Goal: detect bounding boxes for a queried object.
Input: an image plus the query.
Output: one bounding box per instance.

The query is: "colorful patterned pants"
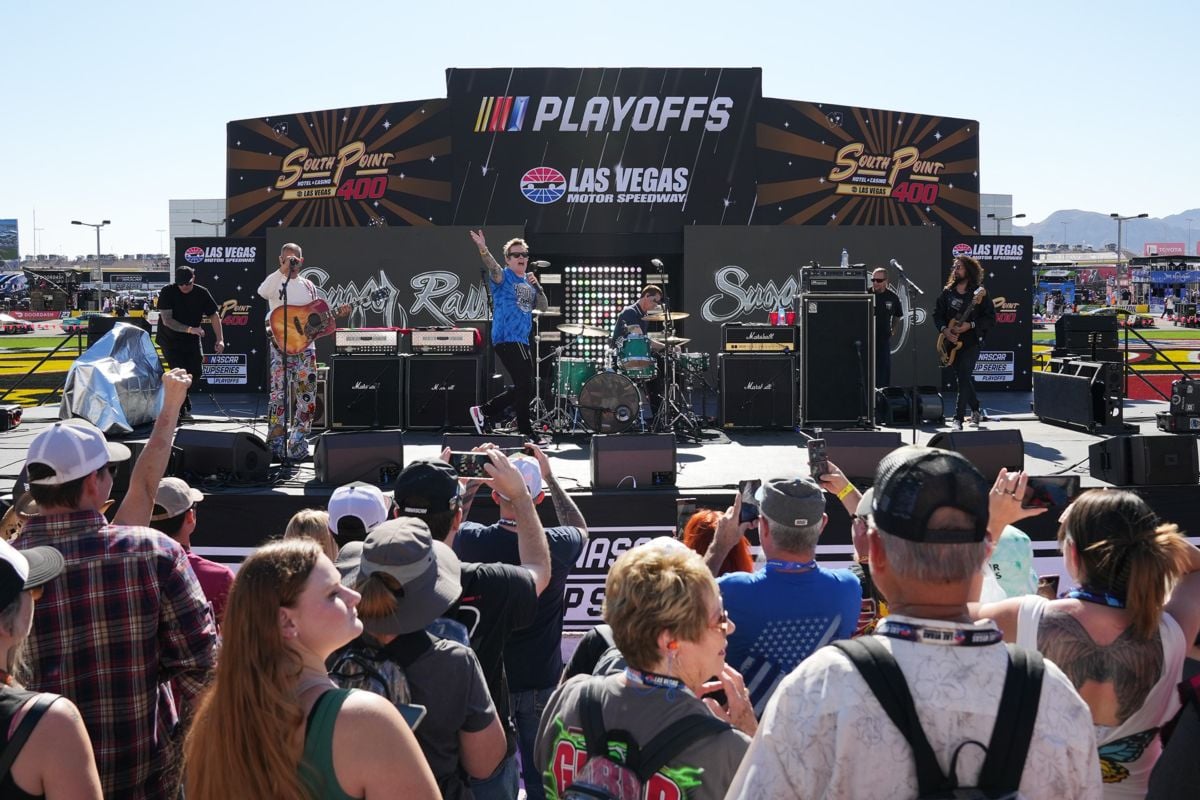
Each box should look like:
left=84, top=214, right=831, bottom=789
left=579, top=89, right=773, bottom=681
left=268, top=344, right=317, bottom=459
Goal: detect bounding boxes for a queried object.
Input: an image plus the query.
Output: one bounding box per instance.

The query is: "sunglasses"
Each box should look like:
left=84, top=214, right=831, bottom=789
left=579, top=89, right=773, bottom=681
left=871, top=278, right=886, bottom=283
left=709, top=609, right=732, bottom=633
left=507, top=251, right=530, bottom=259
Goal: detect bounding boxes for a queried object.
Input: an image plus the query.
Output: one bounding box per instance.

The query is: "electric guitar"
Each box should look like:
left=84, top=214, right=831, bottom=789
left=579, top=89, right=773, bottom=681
left=936, top=286, right=986, bottom=367
left=269, top=289, right=388, bottom=354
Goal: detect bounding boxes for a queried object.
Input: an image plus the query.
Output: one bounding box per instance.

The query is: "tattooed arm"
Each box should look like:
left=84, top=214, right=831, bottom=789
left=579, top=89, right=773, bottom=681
left=469, top=229, right=504, bottom=284
left=527, top=444, right=588, bottom=538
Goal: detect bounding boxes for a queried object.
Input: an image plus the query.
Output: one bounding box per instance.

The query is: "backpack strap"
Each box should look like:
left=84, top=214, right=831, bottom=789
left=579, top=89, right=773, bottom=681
left=0, top=694, right=59, bottom=781
left=831, top=639, right=949, bottom=795
left=636, top=714, right=733, bottom=782
left=578, top=679, right=611, bottom=758
left=975, top=643, right=1045, bottom=792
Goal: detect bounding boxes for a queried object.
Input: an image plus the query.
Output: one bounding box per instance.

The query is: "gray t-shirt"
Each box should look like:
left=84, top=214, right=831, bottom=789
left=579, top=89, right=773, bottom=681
left=535, top=672, right=750, bottom=800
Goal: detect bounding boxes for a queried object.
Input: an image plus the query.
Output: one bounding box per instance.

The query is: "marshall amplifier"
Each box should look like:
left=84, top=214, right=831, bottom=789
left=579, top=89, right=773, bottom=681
left=334, top=328, right=406, bottom=355
left=722, top=323, right=797, bottom=352
left=406, top=355, right=481, bottom=430
left=800, top=267, right=868, bottom=294
left=719, top=354, right=797, bottom=428
left=330, top=355, right=404, bottom=429
left=800, top=294, right=875, bottom=428
left=411, top=328, right=480, bottom=354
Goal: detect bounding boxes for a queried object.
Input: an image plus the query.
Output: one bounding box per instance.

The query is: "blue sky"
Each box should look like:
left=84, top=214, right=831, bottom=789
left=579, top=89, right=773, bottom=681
left=2, top=0, right=1196, bottom=256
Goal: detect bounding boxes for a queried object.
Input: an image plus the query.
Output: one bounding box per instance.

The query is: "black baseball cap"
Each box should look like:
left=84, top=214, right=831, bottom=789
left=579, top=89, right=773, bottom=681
left=871, top=446, right=989, bottom=543
left=393, top=459, right=461, bottom=517
left=174, top=266, right=195, bottom=286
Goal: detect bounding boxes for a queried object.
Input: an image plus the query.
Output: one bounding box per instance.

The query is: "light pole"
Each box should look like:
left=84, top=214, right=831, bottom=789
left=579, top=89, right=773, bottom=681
left=986, top=212, right=1025, bottom=235
left=71, top=219, right=110, bottom=311
left=191, top=218, right=225, bottom=236
left=156, top=228, right=166, bottom=254
left=1111, top=212, right=1148, bottom=295
left=1060, top=220, right=1070, bottom=248
left=1186, top=218, right=1194, bottom=257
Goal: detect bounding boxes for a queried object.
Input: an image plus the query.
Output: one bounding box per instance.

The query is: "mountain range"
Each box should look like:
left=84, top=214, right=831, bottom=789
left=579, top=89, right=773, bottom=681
left=1014, top=209, right=1200, bottom=256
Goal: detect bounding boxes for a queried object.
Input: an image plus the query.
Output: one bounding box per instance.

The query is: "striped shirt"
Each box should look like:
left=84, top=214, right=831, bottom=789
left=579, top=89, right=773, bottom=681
left=17, top=510, right=218, bottom=798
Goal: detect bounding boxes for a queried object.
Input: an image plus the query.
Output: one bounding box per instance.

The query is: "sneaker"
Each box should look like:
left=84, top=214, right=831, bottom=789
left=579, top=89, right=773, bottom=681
left=469, top=405, right=487, bottom=435
left=950, top=418, right=964, bottom=431
left=525, top=434, right=551, bottom=448
left=970, top=411, right=982, bottom=428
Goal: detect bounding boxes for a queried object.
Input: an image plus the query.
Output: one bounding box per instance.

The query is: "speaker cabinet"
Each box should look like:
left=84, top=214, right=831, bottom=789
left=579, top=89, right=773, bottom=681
left=406, top=356, right=482, bottom=430
left=824, top=430, right=905, bottom=485
left=591, top=434, right=677, bottom=489
left=331, top=356, right=403, bottom=429
left=719, top=354, right=796, bottom=429
left=1033, top=367, right=1126, bottom=434
left=1089, top=435, right=1199, bottom=486
left=927, top=429, right=1024, bottom=482
left=312, top=366, right=329, bottom=431
left=875, top=386, right=945, bottom=426
left=800, top=294, right=875, bottom=427
left=109, top=438, right=183, bottom=494
left=174, top=428, right=271, bottom=483
left=314, top=430, right=405, bottom=487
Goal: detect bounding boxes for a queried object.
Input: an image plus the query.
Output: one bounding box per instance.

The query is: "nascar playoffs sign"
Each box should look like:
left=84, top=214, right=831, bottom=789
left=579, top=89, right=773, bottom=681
left=448, top=68, right=761, bottom=234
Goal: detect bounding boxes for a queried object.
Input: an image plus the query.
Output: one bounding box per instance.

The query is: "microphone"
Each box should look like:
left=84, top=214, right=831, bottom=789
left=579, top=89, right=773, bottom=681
left=889, top=258, right=904, bottom=271
left=650, top=258, right=664, bottom=268
left=532, top=260, right=551, bottom=269
left=288, top=256, right=300, bottom=266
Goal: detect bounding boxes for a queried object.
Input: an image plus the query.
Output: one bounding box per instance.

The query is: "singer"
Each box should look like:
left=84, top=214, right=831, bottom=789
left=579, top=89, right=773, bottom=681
left=869, top=267, right=902, bottom=387
left=933, top=255, right=995, bottom=430
left=468, top=230, right=549, bottom=445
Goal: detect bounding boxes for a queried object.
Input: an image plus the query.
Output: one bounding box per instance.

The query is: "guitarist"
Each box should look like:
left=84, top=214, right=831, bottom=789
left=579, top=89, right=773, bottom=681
left=934, top=255, right=994, bottom=431
left=256, top=243, right=347, bottom=461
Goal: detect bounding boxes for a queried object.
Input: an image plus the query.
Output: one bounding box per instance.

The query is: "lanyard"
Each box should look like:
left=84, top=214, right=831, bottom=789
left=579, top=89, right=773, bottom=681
left=875, top=618, right=1004, bottom=647
left=624, top=668, right=691, bottom=696
left=765, top=559, right=818, bottom=573
left=1066, top=587, right=1126, bottom=608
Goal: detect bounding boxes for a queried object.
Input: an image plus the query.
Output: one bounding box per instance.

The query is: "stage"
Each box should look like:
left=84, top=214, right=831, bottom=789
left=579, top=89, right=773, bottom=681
left=3, top=390, right=1198, bottom=630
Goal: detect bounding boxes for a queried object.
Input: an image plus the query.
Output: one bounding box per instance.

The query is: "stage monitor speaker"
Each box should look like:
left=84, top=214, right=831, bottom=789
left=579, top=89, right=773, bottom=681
left=875, top=386, right=944, bottom=426
left=800, top=294, right=875, bottom=427
left=824, top=430, right=905, bottom=485
left=331, top=356, right=403, bottom=429
left=719, top=354, right=796, bottom=429
left=174, top=428, right=271, bottom=483
left=312, top=366, right=329, bottom=431
left=109, top=438, right=183, bottom=494
left=927, top=429, right=1024, bottom=482
left=314, top=430, right=405, bottom=487
left=591, top=434, right=677, bottom=489
left=1089, top=435, right=1199, bottom=486
left=406, top=355, right=481, bottom=430
left=440, top=433, right=526, bottom=451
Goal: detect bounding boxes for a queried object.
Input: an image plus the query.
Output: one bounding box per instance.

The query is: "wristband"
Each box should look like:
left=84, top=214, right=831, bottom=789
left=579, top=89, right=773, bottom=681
left=836, top=482, right=857, bottom=501
left=479, top=248, right=488, bottom=255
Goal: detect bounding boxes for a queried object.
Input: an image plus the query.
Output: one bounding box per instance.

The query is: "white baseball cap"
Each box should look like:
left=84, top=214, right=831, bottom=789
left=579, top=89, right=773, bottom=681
left=26, top=419, right=132, bottom=485
left=497, top=456, right=543, bottom=502
left=328, top=482, right=392, bottom=536
left=152, top=477, right=204, bottom=521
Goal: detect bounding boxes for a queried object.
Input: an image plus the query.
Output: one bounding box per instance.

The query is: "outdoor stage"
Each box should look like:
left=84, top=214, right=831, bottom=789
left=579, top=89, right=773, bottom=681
left=3, top=390, right=1198, bottom=630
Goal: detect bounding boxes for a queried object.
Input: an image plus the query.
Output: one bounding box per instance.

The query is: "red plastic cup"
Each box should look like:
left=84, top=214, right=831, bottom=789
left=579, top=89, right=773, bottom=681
left=768, top=310, right=780, bottom=325
left=785, top=310, right=796, bottom=325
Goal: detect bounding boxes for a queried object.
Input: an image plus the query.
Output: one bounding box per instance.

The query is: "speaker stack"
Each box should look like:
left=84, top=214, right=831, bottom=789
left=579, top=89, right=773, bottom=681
left=718, top=354, right=796, bottom=428
left=1053, top=314, right=1121, bottom=363
left=799, top=294, right=875, bottom=428
left=406, top=355, right=481, bottom=430
left=1033, top=357, right=1129, bottom=434
left=331, top=355, right=404, bottom=429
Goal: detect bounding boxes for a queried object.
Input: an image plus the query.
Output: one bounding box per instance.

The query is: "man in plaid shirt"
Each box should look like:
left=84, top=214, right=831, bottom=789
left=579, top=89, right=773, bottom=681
left=18, top=377, right=218, bottom=798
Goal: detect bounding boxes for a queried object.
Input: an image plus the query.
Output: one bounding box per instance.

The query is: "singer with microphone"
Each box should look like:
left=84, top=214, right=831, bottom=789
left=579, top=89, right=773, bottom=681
left=870, top=267, right=903, bottom=387
left=468, top=230, right=548, bottom=445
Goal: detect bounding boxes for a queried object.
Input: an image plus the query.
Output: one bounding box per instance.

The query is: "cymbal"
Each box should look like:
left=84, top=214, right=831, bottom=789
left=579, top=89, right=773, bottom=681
left=557, top=323, right=608, bottom=338
left=643, top=311, right=689, bottom=322
left=649, top=333, right=691, bottom=346
left=532, top=309, right=561, bottom=317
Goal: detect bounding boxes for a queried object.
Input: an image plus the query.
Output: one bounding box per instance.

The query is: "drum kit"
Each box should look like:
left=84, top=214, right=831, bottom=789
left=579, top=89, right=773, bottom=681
left=527, top=308, right=708, bottom=438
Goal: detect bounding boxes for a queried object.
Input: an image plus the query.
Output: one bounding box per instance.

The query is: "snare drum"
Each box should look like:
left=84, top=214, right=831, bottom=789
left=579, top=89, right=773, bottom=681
left=555, top=358, right=598, bottom=399
left=618, top=334, right=656, bottom=379
left=677, top=351, right=710, bottom=378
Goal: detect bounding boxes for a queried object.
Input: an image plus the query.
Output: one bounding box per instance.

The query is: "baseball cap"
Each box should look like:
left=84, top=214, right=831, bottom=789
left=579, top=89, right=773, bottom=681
left=756, top=475, right=826, bottom=528
left=497, top=456, right=542, bottom=502
left=344, top=517, right=463, bottom=636
left=328, top=482, right=392, bottom=537
left=871, top=446, right=989, bottom=543
left=152, top=477, right=203, bottom=521
left=0, top=538, right=65, bottom=610
left=175, top=266, right=195, bottom=286
left=856, top=487, right=874, bottom=518
left=392, top=459, right=461, bottom=516
left=26, top=419, right=132, bottom=485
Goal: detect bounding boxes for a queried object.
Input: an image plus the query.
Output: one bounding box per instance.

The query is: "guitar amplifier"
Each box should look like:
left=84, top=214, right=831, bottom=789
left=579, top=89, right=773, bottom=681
left=411, top=328, right=480, bottom=354
left=330, top=355, right=404, bottom=429
left=722, top=323, right=797, bottom=352
left=406, top=355, right=481, bottom=429
left=719, top=354, right=797, bottom=428
left=334, top=328, right=405, bottom=355
left=800, top=268, right=868, bottom=294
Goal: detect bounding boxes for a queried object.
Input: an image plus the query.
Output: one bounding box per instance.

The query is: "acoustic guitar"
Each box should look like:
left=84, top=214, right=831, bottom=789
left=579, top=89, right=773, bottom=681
left=936, top=286, right=986, bottom=367
left=269, top=289, right=387, bottom=354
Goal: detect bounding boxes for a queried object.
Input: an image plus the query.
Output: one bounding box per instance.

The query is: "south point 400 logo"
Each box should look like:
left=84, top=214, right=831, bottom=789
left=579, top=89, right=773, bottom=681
left=519, top=165, right=689, bottom=206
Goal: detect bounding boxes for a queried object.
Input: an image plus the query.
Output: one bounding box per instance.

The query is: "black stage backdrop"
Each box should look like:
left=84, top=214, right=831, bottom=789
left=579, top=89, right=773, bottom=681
left=226, top=100, right=452, bottom=238
left=447, top=67, right=761, bottom=234
left=939, top=234, right=1034, bottom=392
left=682, top=226, right=945, bottom=389
left=173, top=237, right=268, bottom=393
left=754, top=98, right=980, bottom=235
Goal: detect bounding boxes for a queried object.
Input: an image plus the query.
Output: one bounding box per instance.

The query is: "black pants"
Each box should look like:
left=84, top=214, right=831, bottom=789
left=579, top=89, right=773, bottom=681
left=158, top=336, right=202, bottom=413
left=949, top=342, right=980, bottom=420
left=484, top=341, right=535, bottom=437
left=874, top=338, right=892, bottom=388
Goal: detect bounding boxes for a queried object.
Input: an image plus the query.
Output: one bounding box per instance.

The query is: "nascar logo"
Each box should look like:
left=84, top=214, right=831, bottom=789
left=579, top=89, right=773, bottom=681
left=520, top=167, right=566, bottom=204
left=184, top=246, right=206, bottom=264
left=475, top=96, right=530, bottom=133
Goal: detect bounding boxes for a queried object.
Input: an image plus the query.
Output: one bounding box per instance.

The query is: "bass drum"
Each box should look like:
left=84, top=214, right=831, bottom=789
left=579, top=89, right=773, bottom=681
left=577, top=372, right=643, bottom=434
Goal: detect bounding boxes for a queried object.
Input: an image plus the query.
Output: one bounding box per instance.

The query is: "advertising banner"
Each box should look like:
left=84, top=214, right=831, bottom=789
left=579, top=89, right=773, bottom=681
left=940, top=235, right=1033, bottom=391
left=754, top=99, right=980, bottom=234
left=447, top=67, right=761, bottom=234
left=0, top=219, right=16, bottom=261
left=173, top=237, right=268, bottom=392
left=226, top=100, right=452, bottom=238
left=1144, top=242, right=1186, bottom=256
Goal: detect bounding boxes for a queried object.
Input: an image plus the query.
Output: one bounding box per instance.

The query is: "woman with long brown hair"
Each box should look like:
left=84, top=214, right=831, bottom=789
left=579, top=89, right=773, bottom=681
left=974, top=489, right=1200, bottom=799
left=183, top=539, right=438, bottom=799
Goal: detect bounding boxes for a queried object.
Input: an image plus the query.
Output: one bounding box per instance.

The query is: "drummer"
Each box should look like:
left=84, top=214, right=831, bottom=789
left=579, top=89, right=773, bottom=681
left=612, top=285, right=665, bottom=421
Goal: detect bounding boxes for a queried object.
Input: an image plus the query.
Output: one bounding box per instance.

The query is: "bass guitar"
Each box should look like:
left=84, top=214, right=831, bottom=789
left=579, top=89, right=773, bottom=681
left=936, top=286, right=986, bottom=367
left=270, top=289, right=388, bottom=355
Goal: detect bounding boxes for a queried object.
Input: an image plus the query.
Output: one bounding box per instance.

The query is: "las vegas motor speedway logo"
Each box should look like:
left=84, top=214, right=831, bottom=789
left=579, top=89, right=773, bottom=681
left=519, top=165, right=689, bottom=205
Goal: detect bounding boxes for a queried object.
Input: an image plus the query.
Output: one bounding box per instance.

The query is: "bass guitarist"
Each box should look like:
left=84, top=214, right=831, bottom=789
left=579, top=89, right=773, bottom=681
left=256, top=242, right=348, bottom=461
left=934, top=255, right=994, bottom=431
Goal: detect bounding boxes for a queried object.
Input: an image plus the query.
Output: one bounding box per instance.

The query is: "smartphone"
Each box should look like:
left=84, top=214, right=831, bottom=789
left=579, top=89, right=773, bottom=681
left=807, top=438, right=829, bottom=479
left=1037, top=575, right=1060, bottom=600
left=738, top=479, right=761, bottom=524
left=448, top=451, right=490, bottom=479
left=676, top=499, right=698, bottom=537
left=1022, top=476, right=1080, bottom=510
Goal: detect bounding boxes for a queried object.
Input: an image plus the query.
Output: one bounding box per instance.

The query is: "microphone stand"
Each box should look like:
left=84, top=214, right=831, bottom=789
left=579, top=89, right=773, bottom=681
left=892, top=260, right=925, bottom=444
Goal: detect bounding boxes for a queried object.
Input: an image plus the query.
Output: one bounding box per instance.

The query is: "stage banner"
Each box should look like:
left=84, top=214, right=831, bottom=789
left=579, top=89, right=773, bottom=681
left=226, top=100, right=452, bottom=238
left=174, top=237, right=268, bottom=393
left=0, top=219, right=17, bottom=262
left=446, top=67, right=761, bottom=234
left=939, top=234, right=1033, bottom=392
left=754, top=99, right=980, bottom=235
left=681, top=226, right=945, bottom=389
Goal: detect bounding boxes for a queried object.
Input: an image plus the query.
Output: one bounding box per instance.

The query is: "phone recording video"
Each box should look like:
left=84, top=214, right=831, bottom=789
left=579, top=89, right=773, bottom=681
left=1021, top=476, right=1081, bottom=510
left=448, top=451, right=490, bottom=479
left=807, top=438, right=829, bottom=479
left=738, top=479, right=761, bottom=524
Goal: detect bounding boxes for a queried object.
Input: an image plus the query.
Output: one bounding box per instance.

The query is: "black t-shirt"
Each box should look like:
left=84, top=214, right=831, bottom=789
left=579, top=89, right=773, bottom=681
left=872, top=288, right=902, bottom=341
left=612, top=302, right=647, bottom=344
left=156, top=283, right=217, bottom=344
